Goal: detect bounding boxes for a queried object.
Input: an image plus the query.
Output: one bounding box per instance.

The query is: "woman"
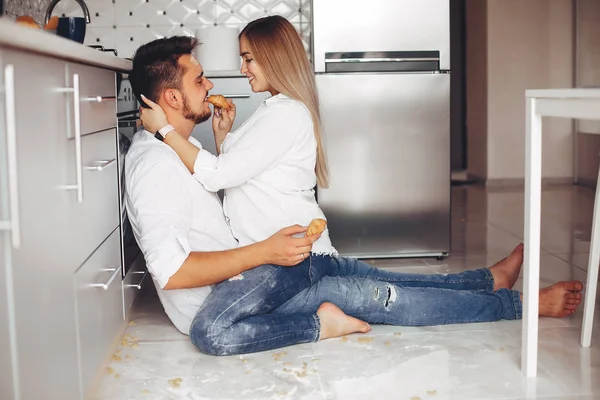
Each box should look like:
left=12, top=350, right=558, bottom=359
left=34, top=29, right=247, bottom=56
left=138, top=17, right=547, bottom=356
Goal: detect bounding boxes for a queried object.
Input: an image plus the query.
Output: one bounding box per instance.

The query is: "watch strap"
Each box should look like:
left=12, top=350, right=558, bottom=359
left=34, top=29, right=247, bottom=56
left=155, top=124, right=175, bottom=140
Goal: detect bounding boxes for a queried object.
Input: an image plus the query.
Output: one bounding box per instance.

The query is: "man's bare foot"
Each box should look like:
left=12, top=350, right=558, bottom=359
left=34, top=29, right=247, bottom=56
left=317, top=302, right=371, bottom=340
left=538, top=281, right=584, bottom=317
left=490, top=243, right=524, bottom=291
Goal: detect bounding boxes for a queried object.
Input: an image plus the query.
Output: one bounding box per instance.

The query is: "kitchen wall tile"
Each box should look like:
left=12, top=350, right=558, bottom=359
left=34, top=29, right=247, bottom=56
left=214, top=0, right=300, bottom=25
left=167, top=0, right=214, bottom=25
left=115, top=0, right=186, bottom=26
left=84, top=26, right=116, bottom=49
left=114, top=0, right=146, bottom=27
left=84, top=0, right=115, bottom=27
left=269, top=0, right=300, bottom=22
left=299, top=0, right=310, bottom=23
left=155, top=23, right=198, bottom=37
left=113, top=25, right=160, bottom=58
left=113, top=24, right=201, bottom=58
left=215, top=2, right=247, bottom=25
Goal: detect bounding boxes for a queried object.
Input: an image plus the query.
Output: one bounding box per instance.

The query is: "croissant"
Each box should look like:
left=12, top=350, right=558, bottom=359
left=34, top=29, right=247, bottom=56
left=207, top=94, right=231, bottom=110
left=306, top=218, right=327, bottom=236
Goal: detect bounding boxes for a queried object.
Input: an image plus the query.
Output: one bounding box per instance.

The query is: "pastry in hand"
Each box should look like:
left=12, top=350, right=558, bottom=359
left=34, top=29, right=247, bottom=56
left=207, top=94, right=231, bottom=110
left=306, top=218, right=327, bottom=236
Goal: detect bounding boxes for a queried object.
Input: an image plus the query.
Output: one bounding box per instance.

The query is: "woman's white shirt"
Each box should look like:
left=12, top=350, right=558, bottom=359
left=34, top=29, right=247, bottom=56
left=193, top=93, right=336, bottom=256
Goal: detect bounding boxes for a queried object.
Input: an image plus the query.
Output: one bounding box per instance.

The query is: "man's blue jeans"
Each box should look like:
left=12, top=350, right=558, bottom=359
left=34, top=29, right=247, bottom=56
left=189, top=255, right=522, bottom=356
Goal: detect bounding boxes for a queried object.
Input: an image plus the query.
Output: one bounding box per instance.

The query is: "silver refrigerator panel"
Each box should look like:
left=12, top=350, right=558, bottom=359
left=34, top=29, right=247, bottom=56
left=312, top=0, right=450, bottom=72
left=316, top=73, right=450, bottom=258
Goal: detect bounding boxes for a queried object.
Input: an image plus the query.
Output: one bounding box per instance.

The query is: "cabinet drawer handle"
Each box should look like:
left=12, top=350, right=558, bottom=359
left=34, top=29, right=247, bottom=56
left=90, top=267, right=121, bottom=290
left=84, top=158, right=116, bottom=171
left=125, top=270, right=147, bottom=290
left=1, top=65, right=21, bottom=248
left=82, top=96, right=120, bottom=103
left=222, top=94, right=250, bottom=99
left=58, top=74, right=83, bottom=202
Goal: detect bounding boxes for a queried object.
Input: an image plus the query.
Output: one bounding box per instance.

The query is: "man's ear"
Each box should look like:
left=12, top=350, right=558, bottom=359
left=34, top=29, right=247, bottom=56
left=162, top=88, right=182, bottom=110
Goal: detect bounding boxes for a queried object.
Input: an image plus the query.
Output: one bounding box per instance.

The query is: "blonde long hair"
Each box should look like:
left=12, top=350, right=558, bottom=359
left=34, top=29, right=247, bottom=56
left=240, top=16, right=329, bottom=188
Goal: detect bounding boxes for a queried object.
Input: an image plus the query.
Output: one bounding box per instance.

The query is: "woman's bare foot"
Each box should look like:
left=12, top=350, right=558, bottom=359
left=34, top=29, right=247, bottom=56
left=317, top=302, right=371, bottom=340
left=490, top=244, right=524, bottom=291
left=537, top=281, right=584, bottom=317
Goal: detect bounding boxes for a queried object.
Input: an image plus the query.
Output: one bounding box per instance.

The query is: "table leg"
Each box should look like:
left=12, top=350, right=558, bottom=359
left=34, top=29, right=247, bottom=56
left=581, top=163, right=600, bottom=347
left=523, top=97, right=542, bottom=377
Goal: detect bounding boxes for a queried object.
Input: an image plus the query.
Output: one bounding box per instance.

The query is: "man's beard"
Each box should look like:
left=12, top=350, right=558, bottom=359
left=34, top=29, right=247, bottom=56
left=182, top=94, right=210, bottom=124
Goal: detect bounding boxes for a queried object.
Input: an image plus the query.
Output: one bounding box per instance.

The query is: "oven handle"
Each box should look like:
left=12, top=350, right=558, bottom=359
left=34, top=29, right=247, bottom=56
left=117, top=110, right=140, bottom=118
left=83, top=95, right=122, bottom=103
left=125, top=270, right=147, bottom=290
left=84, top=158, right=116, bottom=172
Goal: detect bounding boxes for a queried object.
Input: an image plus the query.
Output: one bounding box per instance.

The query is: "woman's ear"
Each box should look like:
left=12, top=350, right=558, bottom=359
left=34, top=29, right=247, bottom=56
left=162, top=89, right=182, bottom=110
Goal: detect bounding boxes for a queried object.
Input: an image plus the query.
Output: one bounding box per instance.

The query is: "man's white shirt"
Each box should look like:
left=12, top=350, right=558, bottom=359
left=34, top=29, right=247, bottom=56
left=125, top=130, right=238, bottom=334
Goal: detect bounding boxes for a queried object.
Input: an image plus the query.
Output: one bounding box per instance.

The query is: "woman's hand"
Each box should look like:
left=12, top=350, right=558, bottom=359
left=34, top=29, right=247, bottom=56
left=139, top=95, right=169, bottom=133
left=261, top=225, right=321, bottom=266
left=212, top=99, right=236, bottom=140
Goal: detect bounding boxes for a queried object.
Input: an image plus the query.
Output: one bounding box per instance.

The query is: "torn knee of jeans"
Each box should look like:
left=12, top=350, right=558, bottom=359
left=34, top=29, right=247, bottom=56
left=228, top=274, right=244, bottom=281
left=383, top=285, right=397, bottom=308
left=373, top=285, right=397, bottom=307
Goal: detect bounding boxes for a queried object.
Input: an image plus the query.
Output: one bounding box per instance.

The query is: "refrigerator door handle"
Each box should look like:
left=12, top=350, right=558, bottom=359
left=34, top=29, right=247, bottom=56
left=324, top=51, right=440, bottom=74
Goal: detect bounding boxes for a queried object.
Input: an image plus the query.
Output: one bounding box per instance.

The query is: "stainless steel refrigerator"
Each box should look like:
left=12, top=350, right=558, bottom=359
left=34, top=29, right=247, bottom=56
left=313, top=0, right=451, bottom=258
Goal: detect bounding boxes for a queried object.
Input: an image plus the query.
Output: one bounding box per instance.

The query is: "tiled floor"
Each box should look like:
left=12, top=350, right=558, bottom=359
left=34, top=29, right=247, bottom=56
left=95, top=184, right=600, bottom=400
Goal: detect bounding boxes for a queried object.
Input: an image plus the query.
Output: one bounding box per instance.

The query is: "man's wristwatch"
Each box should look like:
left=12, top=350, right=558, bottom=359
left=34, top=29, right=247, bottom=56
left=154, top=124, right=175, bottom=141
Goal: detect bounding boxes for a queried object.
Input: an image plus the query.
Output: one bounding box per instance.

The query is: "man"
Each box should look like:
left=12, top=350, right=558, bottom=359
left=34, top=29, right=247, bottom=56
left=125, top=36, right=583, bottom=356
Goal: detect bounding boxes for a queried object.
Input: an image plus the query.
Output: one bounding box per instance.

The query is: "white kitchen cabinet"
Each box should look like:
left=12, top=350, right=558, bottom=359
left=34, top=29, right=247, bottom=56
left=65, top=127, right=120, bottom=268
left=74, top=228, right=123, bottom=395
left=0, top=49, right=15, bottom=395
left=0, top=47, right=135, bottom=399
left=192, top=77, right=269, bottom=154
left=0, top=48, right=80, bottom=400
left=69, top=63, right=118, bottom=137
left=0, top=49, right=15, bottom=400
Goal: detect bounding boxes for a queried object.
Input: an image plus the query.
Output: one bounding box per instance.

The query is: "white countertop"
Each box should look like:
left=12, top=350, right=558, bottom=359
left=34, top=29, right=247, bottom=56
left=0, top=18, right=131, bottom=72
left=526, top=88, right=600, bottom=99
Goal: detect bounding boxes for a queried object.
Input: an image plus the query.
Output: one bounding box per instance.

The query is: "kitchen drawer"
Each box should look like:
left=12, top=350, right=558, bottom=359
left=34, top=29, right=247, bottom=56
left=123, top=253, right=148, bottom=317
left=68, top=63, right=117, bottom=137
left=74, top=228, right=123, bottom=397
left=191, top=77, right=269, bottom=155
left=65, top=128, right=119, bottom=267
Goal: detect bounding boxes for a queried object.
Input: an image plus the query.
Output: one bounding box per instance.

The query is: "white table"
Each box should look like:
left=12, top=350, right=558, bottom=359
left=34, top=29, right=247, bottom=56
left=523, top=88, right=600, bottom=377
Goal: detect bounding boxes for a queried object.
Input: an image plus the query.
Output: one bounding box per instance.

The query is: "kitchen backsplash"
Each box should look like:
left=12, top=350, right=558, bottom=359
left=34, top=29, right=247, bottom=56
left=5, top=0, right=311, bottom=59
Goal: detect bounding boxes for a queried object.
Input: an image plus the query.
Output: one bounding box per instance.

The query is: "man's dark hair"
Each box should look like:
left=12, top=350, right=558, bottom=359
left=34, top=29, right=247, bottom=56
left=129, top=36, right=198, bottom=107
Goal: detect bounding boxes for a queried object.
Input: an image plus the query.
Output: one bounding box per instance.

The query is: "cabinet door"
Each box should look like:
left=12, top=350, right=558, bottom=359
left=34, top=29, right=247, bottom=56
left=1, top=49, right=80, bottom=400
left=191, top=77, right=269, bottom=155
left=64, top=128, right=120, bottom=267
left=74, top=228, right=123, bottom=397
left=0, top=49, right=17, bottom=400
left=67, top=63, right=117, bottom=136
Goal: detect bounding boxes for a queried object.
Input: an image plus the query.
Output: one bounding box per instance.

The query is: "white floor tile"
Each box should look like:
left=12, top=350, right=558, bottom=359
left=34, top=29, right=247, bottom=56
left=94, top=184, right=600, bottom=399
